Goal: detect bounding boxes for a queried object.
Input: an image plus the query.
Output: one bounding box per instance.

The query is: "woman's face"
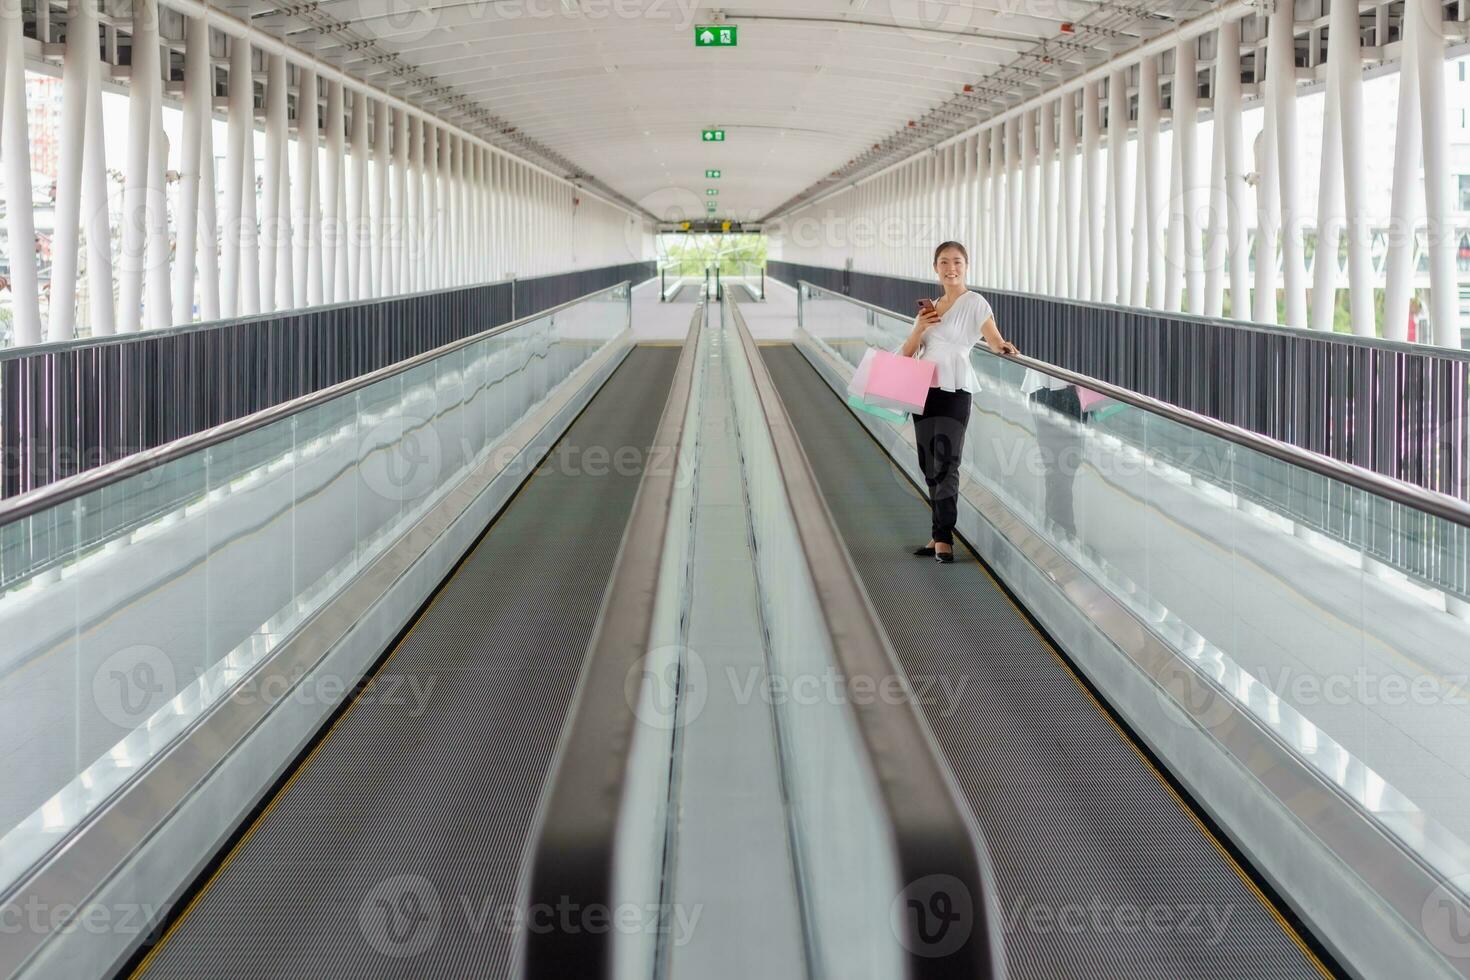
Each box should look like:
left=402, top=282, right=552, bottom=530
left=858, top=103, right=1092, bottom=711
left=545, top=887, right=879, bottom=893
left=935, top=248, right=967, bottom=287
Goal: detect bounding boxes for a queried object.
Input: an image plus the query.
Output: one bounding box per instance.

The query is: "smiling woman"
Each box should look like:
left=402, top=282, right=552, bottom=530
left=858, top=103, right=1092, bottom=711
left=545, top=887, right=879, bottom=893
left=899, top=241, right=1018, bottom=562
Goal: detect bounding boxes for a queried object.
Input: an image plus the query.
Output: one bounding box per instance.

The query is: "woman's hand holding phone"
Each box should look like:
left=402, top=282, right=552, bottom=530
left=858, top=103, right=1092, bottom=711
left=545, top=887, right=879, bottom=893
left=914, top=298, right=941, bottom=333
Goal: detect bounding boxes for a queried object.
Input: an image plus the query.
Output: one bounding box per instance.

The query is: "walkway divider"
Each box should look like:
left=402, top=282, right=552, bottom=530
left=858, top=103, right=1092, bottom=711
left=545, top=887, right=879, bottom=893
left=522, top=301, right=705, bottom=978
left=721, top=292, right=1007, bottom=979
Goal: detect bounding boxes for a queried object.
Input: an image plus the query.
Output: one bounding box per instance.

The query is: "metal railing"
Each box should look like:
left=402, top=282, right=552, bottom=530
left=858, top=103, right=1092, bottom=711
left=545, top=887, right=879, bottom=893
left=771, top=259, right=1470, bottom=503
left=797, top=278, right=1470, bottom=600
left=0, top=261, right=655, bottom=498
left=0, top=282, right=634, bottom=591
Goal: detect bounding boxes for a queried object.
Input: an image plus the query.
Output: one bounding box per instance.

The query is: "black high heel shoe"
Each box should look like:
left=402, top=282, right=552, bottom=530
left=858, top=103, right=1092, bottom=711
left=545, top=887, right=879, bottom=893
left=934, top=548, right=954, bottom=563
left=912, top=545, right=936, bottom=556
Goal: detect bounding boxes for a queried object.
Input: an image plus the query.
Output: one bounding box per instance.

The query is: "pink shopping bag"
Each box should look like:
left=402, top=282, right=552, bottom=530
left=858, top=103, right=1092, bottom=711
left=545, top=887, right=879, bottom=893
left=1076, top=387, right=1113, bottom=413
left=862, top=349, right=936, bottom=413
left=846, top=348, right=878, bottom=400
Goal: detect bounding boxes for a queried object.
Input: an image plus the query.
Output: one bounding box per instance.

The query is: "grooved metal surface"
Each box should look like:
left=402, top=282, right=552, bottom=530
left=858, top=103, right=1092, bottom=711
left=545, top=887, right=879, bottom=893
left=761, top=345, right=1328, bottom=980
left=135, top=346, right=680, bottom=980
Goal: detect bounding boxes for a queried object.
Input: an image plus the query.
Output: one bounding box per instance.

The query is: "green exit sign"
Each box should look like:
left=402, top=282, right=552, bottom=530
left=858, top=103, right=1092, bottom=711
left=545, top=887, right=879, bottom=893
left=707, top=189, right=718, bottom=196
left=695, top=25, right=737, bottom=47
left=701, top=129, right=725, bottom=142
left=706, top=169, right=721, bottom=179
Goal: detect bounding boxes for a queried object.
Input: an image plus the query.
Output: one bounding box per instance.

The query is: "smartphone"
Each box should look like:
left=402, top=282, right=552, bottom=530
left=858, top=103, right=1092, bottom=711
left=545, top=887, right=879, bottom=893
left=917, top=298, right=936, bottom=315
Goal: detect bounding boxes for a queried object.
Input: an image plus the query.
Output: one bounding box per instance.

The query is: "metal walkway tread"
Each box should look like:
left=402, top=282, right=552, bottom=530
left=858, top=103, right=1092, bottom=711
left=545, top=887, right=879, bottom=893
left=133, top=346, right=682, bottom=980
left=760, top=345, right=1330, bottom=980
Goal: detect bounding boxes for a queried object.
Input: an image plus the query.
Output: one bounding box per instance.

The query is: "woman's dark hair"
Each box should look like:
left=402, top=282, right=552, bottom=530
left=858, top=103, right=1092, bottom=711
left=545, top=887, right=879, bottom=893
left=933, top=241, right=969, bottom=265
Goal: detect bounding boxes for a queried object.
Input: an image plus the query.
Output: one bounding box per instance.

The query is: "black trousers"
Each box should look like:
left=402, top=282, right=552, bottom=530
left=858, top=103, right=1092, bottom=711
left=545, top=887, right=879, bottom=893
left=913, top=388, right=972, bottom=545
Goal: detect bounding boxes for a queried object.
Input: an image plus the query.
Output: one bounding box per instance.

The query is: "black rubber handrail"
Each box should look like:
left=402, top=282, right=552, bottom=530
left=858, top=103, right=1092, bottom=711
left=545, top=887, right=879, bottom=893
left=521, top=301, right=704, bottom=977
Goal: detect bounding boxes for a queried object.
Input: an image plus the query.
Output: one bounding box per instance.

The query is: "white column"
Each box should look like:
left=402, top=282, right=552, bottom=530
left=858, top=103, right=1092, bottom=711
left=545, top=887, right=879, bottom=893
left=0, top=0, right=39, bottom=343
left=238, top=48, right=260, bottom=316
left=1166, top=106, right=1184, bottom=313
left=1311, top=31, right=1344, bottom=334
left=489, top=151, right=500, bottom=279
left=453, top=130, right=464, bottom=284
left=388, top=107, right=404, bottom=294
left=1081, top=81, right=1102, bottom=301
left=406, top=114, right=421, bottom=292
left=1224, top=19, right=1250, bottom=318
left=954, top=140, right=964, bottom=247
left=371, top=99, right=389, bottom=295
left=49, top=0, right=94, bottom=340
left=293, top=68, right=317, bottom=308
left=144, top=85, right=172, bottom=329
left=1414, top=0, right=1460, bottom=346
left=977, top=133, right=992, bottom=285
left=197, top=74, right=220, bottom=322
left=349, top=93, right=369, bottom=299
left=1384, top=44, right=1419, bottom=345
left=992, top=128, right=1005, bottom=287
left=323, top=80, right=344, bottom=304
left=1040, top=100, right=1057, bottom=295
left=431, top=128, right=444, bottom=284
left=1059, top=90, right=1078, bottom=300
left=261, top=52, right=286, bottom=311
left=482, top=146, right=492, bottom=281
left=1269, top=2, right=1307, bottom=327
left=1135, top=55, right=1162, bottom=309
left=1176, top=39, right=1202, bottom=315
left=221, top=38, right=247, bottom=317
left=1020, top=110, right=1034, bottom=291
left=1253, top=121, right=1280, bottom=324
left=117, top=0, right=159, bottom=333
left=172, top=12, right=207, bottom=324
left=82, top=39, right=114, bottom=335
left=1333, top=0, right=1372, bottom=336
left=1106, top=70, right=1131, bottom=304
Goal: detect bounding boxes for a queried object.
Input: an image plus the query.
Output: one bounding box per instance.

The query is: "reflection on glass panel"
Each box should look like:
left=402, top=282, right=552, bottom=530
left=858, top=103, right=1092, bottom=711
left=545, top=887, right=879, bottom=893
left=0, top=287, right=629, bottom=892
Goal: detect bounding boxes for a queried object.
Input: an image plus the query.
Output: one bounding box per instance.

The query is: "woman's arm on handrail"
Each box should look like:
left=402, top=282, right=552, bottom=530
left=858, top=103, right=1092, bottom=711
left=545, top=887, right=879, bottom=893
left=981, top=316, right=1019, bottom=355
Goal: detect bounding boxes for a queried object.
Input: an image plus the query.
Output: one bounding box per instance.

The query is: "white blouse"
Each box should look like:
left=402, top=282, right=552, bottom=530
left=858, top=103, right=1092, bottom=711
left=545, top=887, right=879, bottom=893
left=915, top=290, right=992, bottom=393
